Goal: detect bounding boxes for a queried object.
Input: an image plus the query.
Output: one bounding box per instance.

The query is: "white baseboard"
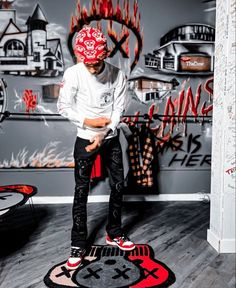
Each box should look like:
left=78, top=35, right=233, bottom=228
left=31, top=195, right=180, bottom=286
left=30, top=193, right=210, bottom=204
left=220, top=239, right=236, bottom=253
left=207, top=229, right=236, bottom=253
left=207, top=229, right=220, bottom=252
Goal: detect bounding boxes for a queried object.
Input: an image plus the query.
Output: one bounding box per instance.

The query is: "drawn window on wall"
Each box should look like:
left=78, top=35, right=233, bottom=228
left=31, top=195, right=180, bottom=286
left=34, top=52, right=40, bottom=62
left=57, top=51, right=61, bottom=60
left=45, top=58, right=53, bottom=69
left=5, top=40, right=25, bottom=57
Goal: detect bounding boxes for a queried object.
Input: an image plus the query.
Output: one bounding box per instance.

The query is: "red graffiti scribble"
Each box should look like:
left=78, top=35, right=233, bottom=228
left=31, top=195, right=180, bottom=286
left=22, top=89, right=37, bottom=113
left=204, top=77, right=213, bottom=95
left=225, top=167, right=236, bottom=175
left=204, top=77, right=214, bottom=103
left=123, top=78, right=213, bottom=146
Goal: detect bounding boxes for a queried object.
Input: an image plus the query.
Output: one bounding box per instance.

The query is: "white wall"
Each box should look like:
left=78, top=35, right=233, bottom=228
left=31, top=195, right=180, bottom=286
left=207, top=0, right=236, bottom=253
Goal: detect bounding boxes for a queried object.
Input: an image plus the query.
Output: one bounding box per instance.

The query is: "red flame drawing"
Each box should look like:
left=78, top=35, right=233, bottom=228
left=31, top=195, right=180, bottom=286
left=69, top=0, right=143, bottom=71
left=22, top=89, right=37, bottom=113
left=0, top=0, right=14, bottom=9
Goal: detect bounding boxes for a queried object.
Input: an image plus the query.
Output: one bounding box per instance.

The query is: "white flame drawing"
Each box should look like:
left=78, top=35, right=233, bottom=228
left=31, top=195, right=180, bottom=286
left=0, top=141, right=74, bottom=168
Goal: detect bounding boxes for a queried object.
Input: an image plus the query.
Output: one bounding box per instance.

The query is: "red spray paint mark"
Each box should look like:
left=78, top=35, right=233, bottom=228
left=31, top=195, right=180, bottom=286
left=22, top=89, right=37, bottom=113
left=225, top=167, right=236, bottom=175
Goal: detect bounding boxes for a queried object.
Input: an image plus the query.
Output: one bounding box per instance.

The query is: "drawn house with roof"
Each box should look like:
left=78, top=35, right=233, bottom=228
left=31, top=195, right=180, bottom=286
left=128, top=70, right=179, bottom=103
left=144, top=24, right=215, bottom=75
left=0, top=3, right=64, bottom=77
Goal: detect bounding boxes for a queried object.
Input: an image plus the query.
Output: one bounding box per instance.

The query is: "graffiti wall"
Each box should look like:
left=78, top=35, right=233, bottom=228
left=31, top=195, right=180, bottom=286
left=0, top=0, right=216, bottom=196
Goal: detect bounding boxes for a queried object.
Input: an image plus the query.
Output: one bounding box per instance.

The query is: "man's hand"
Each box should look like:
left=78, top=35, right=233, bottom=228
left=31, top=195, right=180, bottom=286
left=84, top=117, right=111, bottom=128
left=85, top=130, right=110, bottom=152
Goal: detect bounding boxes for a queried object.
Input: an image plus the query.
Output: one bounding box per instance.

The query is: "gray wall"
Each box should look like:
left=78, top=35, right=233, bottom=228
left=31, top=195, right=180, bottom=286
left=0, top=0, right=216, bottom=197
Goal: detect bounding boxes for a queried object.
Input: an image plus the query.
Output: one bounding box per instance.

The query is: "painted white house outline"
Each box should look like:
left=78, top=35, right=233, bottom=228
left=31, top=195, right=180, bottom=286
left=0, top=4, right=64, bottom=77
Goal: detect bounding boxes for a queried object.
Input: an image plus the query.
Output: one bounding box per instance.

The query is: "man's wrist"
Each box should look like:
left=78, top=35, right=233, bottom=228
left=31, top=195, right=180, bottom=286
left=84, top=118, right=92, bottom=127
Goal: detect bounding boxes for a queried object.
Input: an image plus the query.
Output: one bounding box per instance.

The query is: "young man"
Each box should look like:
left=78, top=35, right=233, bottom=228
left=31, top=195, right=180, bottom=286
left=57, top=26, right=135, bottom=270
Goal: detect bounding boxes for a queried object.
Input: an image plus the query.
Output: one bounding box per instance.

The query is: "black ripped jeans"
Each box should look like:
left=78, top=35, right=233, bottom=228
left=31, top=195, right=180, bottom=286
left=71, top=135, right=124, bottom=248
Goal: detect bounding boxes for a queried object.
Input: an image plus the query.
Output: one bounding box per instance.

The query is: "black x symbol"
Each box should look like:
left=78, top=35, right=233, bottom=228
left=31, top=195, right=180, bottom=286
left=56, top=266, right=71, bottom=278
left=109, top=34, right=129, bottom=58
left=83, top=267, right=102, bottom=279
left=143, top=267, right=159, bottom=279
left=0, top=194, right=12, bottom=200
left=112, top=267, right=131, bottom=279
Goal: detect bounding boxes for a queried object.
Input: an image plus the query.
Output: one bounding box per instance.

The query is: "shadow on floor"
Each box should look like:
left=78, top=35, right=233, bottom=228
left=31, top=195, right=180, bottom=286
left=122, top=201, right=170, bottom=235
left=85, top=201, right=171, bottom=244
left=0, top=205, right=50, bottom=257
left=87, top=215, right=107, bottom=247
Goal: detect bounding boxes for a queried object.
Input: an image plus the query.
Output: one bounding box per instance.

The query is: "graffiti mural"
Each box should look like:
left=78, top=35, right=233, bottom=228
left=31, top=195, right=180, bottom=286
left=126, top=78, right=213, bottom=132
left=0, top=0, right=215, bottom=196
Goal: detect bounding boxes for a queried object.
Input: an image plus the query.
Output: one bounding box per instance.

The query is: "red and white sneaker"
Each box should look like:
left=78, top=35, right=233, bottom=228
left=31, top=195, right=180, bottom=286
left=66, top=246, right=86, bottom=270
left=106, top=234, right=136, bottom=251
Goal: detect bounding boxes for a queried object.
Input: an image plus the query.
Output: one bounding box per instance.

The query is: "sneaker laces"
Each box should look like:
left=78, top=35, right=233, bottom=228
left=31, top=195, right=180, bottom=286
left=70, top=247, right=86, bottom=258
left=117, top=235, right=130, bottom=242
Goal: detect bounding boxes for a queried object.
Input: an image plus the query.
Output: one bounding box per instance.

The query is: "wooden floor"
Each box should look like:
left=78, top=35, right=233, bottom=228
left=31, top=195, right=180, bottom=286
left=0, top=201, right=235, bottom=288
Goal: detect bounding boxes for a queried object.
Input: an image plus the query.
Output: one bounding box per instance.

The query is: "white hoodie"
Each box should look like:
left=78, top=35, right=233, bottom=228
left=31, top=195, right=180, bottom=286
left=57, top=61, right=127, bottom=140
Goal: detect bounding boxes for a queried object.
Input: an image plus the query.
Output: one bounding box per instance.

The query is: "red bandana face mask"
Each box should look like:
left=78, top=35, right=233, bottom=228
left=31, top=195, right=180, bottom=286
left=74, top=26, right=108, bottom=64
